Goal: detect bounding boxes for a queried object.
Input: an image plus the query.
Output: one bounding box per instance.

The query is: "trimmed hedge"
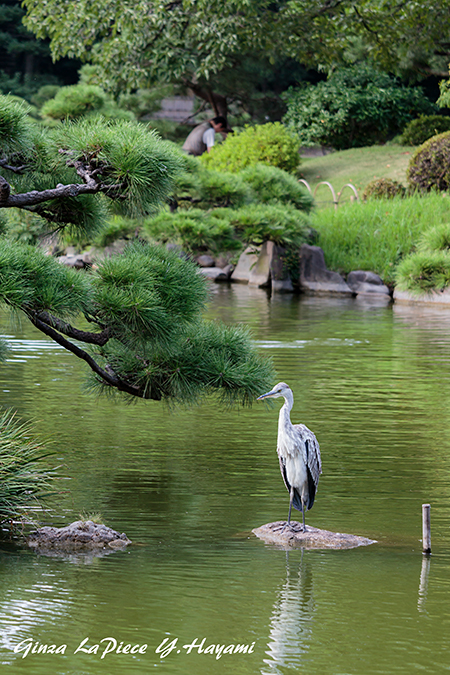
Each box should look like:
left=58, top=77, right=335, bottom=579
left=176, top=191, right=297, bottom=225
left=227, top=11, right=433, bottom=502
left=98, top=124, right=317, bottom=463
left=200, top=123, right=301, bottom=173
left=399, top=115, right=450, bottom=146
left=362, top=178, right=406, bottom=200
left=407, top=131, right=450, bottom=192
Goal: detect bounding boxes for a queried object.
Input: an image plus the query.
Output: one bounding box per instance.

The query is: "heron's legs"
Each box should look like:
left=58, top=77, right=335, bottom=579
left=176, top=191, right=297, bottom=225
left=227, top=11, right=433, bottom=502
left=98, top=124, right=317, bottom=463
left=277, top=487, right=301, bottom=533
left=301, top=496, right=307, bottom=532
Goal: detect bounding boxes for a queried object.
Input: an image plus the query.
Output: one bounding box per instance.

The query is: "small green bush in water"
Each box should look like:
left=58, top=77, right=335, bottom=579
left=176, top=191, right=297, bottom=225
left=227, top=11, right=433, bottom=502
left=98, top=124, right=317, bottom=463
left=395, top=250, right=450, bottom=293
left=399, top=115, right=450, bottom=146
left=201, top=123, right=301, bottom=173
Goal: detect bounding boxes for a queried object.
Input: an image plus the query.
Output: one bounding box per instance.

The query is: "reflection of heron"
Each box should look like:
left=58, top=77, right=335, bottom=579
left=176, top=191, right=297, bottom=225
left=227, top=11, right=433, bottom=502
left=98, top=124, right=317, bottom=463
left=257, top=383, right=322, bottom=532
left=262, top=552, right=315, bottom=675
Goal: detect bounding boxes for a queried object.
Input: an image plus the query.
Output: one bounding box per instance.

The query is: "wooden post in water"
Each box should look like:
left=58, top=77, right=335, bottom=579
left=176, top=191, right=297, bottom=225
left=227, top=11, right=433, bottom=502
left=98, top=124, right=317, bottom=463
left=422, top=504, right=431, bottom=555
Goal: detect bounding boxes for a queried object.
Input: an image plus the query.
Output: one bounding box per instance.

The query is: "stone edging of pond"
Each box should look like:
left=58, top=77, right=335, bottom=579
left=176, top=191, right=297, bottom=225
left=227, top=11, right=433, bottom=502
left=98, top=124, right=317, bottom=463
left=393, top=288, right=450, bottom=305
left=252, top=521, right=377, bottom=550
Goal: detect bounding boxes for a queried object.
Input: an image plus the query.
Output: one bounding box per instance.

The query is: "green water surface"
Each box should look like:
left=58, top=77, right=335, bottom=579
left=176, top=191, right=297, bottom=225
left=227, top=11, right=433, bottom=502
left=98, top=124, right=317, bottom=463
left=1, top=285, right=449, bottom=674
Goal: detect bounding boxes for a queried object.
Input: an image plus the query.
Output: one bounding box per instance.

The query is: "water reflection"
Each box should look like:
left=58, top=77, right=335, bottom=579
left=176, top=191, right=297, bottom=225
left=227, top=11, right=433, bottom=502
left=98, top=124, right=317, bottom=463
left=417, top=556, right=431, bottom=613
left=262, top=551, right=315, bottom=673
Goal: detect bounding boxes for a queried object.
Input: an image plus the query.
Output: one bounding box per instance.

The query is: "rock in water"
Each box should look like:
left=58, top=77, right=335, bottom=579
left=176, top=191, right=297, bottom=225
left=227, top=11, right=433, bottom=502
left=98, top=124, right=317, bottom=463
left=253, top=521, right=376, bottom=549
left=27, top=520, right=131, bottom=551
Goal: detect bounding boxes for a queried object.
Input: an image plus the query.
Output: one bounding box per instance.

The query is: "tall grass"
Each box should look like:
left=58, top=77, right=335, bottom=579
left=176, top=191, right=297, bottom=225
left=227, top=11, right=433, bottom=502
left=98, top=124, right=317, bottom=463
left=311, top=193, right=450, bottom=285
left=0, top=409, right=57, bottom=524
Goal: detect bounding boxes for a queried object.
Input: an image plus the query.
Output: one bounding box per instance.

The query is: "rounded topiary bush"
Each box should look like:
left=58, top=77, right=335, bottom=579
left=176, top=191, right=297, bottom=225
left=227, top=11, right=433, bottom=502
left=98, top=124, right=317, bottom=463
left=400, top=115, right=450, bottom=146
left=41, top=84, right=135, bottom=121
left=362, top=178, right=406, bottom=200
left=407, top=131, right=450, bottom=192
left=395, top=250, right=450, bottom=292
left=200, top=123, right=301, bottom=174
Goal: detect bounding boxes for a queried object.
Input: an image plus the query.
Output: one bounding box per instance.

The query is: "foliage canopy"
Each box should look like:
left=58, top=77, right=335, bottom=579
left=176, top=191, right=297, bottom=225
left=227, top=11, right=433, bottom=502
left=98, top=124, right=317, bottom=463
left=283, top=65, right=436, bottom=150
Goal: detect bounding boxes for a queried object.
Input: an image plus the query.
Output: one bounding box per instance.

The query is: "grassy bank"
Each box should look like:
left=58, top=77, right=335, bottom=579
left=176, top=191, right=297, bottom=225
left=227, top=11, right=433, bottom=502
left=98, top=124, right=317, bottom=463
left=300, top=144, right=416, bottom=200
left=311, top=193, right=450, bottom=285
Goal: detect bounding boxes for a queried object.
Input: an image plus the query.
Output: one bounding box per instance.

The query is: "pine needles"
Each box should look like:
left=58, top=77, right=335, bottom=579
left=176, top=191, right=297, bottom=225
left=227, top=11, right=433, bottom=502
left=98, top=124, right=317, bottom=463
left=0, top=409, right=57, bottom=523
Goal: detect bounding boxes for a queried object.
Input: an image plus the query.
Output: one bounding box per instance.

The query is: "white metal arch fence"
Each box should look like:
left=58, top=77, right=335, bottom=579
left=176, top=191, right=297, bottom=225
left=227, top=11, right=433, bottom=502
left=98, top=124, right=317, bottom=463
left=299, top=179, right=359, bottom=210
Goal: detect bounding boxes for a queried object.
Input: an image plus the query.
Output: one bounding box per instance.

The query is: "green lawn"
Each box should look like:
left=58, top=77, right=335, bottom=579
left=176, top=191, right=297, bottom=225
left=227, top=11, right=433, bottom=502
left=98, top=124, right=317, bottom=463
left=299, top=144, right=416, bottom=204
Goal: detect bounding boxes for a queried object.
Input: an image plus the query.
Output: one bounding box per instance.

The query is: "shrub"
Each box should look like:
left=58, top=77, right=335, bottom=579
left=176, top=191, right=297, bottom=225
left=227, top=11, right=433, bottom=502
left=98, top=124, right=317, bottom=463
left=172, top=163, right=251, bottom=210
left=362, top=178, right=406, bottom=200
left=41, top=84, right=135, bottom=121
left=417, top=223, right=450, bottom=253
left=240, top=164, right=313, bottom=211
left=283, top=64, right=436, bottom=150
left=93, top=216, right=139, bottom=248
left=200, top=122, right=301, bottom=173
left=395, top=251, right=450, bottom=292
left=31, top=84, right=60, bottom=109
left=194, top=169, right=251, bottom=209
left=172, top=159, right=313, bottom=212
left=220, top=203, right=312, bottom=247
left=4, top=209, right=49, bottom=245
left=399, top=115, right=450, bottom=146
left=143, top=203, right=312, bottom=253
left=407, top=131, right=450, bottom=192
left=143, top=209, right=240, bottom=254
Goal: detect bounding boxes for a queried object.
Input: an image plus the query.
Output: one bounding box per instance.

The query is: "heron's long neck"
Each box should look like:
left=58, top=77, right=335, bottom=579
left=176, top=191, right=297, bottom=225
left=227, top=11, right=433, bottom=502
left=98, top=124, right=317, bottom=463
left=279, top=393, right=294, bottom=430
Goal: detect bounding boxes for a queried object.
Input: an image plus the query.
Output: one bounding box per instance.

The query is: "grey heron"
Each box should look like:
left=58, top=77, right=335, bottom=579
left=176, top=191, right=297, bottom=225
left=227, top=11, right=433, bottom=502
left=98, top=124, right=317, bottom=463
left=257, top=382, right=322, bottom=532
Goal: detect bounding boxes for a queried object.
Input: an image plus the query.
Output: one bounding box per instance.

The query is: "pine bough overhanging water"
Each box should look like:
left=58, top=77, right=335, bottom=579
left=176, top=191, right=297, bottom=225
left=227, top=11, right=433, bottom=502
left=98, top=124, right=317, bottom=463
left=0, top=95, right=274, bottom=405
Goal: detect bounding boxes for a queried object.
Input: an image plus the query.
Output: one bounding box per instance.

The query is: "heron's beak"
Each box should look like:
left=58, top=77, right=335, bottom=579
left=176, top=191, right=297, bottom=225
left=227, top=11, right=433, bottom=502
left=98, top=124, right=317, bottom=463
left=257, top=389, right=276, bottom=400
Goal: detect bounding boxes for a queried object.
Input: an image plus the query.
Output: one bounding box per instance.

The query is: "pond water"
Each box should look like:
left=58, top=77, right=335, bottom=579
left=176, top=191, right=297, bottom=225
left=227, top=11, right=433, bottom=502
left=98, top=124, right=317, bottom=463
left=1, top=285, right=450, bottom=675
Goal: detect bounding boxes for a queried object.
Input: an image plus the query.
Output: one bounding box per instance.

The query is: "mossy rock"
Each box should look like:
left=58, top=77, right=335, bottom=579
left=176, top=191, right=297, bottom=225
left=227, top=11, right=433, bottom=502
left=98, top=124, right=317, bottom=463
left=362, top=178, right=406, bottom=200
left=407, top=131, right=450, bottom=192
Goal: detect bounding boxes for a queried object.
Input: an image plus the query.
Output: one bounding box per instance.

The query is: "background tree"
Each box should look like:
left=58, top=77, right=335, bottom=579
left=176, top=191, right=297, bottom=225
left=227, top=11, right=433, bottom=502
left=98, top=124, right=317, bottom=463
left=22, top=0, right=450, bottom=120
left=0, top=95, right=273, bottom=404
left=0, top=0, right=78, bottom=98
left=21, top=0, right=348, bottom=120
left=283, top=65, right=437, bottom=149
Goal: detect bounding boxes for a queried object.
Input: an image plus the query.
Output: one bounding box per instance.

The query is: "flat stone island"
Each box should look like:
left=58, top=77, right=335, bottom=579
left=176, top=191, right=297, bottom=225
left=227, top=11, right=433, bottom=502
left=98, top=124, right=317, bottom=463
left=252, top=522, right=376, bottom=549
left=27, top=520, right=132, bottom=551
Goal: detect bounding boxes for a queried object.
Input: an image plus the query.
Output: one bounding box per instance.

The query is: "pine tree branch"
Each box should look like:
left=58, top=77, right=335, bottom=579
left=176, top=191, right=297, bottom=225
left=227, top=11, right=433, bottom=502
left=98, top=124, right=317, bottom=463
left=1, top=182, right=100, bottom=207
left=28, top=313, right=160, bottom=399
left=0, top=158, right=127, bottom=208
left=0, top=159, right=27, bottom=173
left=36, top=311, right=111, bottom=345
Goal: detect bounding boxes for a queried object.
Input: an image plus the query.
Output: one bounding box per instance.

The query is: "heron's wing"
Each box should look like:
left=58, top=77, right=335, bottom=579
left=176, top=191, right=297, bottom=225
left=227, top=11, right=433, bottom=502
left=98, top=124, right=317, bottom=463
left=293, top=424, right=322, bottom=487
left=278, top=453, right=291, bottom=493
left=278, top=453, right=303, bottom=512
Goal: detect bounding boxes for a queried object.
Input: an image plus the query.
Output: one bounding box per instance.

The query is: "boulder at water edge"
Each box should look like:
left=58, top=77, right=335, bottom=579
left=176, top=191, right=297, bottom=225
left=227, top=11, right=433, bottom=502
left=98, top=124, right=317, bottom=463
left=347, top=270, right=390, bottom=297
left=299, top=244, right=353, bottom=296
